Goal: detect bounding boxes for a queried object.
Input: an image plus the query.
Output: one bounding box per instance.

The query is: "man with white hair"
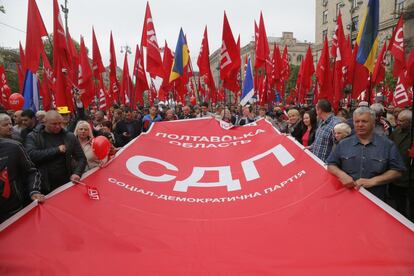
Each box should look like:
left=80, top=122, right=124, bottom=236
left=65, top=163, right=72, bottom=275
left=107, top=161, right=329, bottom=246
left=370, top=103, right=392, bottom=136
left=327, top=106, right=406, bottom=201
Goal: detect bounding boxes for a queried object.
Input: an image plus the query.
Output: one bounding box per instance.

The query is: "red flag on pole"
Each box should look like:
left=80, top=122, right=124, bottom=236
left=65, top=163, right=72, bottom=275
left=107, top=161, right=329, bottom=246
left=371, top=41, right=387, bottom=88
left=254, top=12, right=270, bottom=70
left=18, top=42, right=26, bottom=91
left=197, top=26, right=217, bottom=101
left=298, top=46, right=315, bottom=104
left=120, top=53, right=133, bottom=106
left=316, top=37, right=332, bottom=102
left=78, top=37, right=94, bottom=107
left=25, top=0, right=48, bottom=73
left=109, top=31, right=120, bottom=103
left=0, top=65, right=11, bottom=109
left=133, top=45, right=149, bottom=106
left=220, top=12, right=241, bottom=81
left=331, top=11, right=346, bottom=110
left=158, top=41, right=173, bottom=102
left=141, top=2, right=164, bottom=79
left=92, top=28, right=106, bottom=79
left=388, top=16, right=406, bottom=78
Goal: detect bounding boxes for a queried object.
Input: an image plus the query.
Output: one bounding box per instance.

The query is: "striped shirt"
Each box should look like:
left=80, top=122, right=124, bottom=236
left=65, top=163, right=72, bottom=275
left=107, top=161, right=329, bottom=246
left=311, top=114, right=341, bottom=162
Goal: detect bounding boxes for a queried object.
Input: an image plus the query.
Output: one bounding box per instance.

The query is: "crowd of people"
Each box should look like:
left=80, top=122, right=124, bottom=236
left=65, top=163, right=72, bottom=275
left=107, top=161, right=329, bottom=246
left=0, top=96, right=413, bottom=223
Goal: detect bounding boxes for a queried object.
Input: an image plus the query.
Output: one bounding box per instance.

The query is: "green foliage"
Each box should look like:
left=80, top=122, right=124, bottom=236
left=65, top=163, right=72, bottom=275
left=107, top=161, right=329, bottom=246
left=286, top=64, right=299, bottom=94
left=383, top=70, right=397, bottom=90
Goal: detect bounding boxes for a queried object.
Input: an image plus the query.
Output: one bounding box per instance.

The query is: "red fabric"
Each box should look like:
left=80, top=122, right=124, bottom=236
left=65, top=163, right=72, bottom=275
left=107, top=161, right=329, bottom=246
left=316, top=37, right=332, bottom=102
left=371, top=41, right=386, bottom=88
left=281, top=45, right=290, bottom=82
left=40, top=50, right=54, bottom=110
left=351, top=44, right=369, bottom=100
left=1, top=118, right=413, bottom=275
left=120, top=53, right=133, bottom=107
left=302, top=128, right=310, bottom=147
left=0, top=65, right=11, bottom=109
left=92, top=28, right=106, bottom=79
left=141, top=2, right=164, bottom=78
left=66, top=30, right=79, bottom=86
left=52, top=0, right=70, bottom=76
left=78, top=37, right=94, bottom=108
left=220, top=12, right=241, bottom=81
left=109, top=32, right=120, bottom=103
left=388, top=16, right=406, bottom=78
left=331, top=12, right=346, bottom=110
left=254, top=12, right=270, bottom=70
left=25, top=0, right=48, bottom=73
left=133, top=45, right=149, bottom=106
left=393, top=75, right=413, bottom=108
left=17, top=42, right=26, bottom=91
left=298, top=46, right=314, bottom=104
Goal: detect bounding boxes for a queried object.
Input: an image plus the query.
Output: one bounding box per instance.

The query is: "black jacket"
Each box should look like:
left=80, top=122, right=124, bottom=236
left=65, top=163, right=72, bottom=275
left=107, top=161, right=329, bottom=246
left=25, top=125, right=87, bottom=194
left=114, top=119, right=142, bottom=147
left=0, top=138, right=41, bottom=222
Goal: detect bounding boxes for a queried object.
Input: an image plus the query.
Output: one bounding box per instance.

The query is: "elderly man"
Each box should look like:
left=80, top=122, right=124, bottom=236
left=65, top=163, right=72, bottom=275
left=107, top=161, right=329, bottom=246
left=0, top=113, right=21, bottom=142
left=327, top=106, right=406, bottom=201
left=25, top=111, right=86, bottom=195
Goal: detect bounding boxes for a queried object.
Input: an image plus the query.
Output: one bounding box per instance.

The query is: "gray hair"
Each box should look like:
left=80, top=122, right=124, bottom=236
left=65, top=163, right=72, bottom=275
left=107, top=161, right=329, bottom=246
left=398, top=109, right=412, bottom=121
left=334, top=123, right=352, bottom=137
left=370, top=103, right=384, bottom=116
left=353, top=106, right=376, bottom=121
left=0, top=113, right=11, bottom=122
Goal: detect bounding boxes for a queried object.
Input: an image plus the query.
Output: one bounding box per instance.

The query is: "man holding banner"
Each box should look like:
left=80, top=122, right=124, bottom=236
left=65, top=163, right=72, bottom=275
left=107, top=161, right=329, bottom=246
left=327, top=107, right=406, bottom=201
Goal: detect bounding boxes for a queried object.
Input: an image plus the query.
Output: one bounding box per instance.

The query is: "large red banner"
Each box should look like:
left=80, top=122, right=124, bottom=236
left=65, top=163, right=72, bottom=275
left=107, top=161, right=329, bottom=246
left=1, top=118, right=413, bottom=275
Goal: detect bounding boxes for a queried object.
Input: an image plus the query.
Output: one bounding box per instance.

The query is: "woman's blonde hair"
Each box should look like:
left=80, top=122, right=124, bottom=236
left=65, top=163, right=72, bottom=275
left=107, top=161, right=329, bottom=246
left=74, top=120, right=93, bottom=140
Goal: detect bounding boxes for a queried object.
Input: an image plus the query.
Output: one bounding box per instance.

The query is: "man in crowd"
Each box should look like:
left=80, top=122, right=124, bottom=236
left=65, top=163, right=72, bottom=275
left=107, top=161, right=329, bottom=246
left=0, top=135, right=44, bottom=223
left=20, top=109, right=38, bottom=143
left=236, top=105, right=256, bottom=126
left=114, top=108, right=142, bottom=146
left=327, top=106, right=406, bottom=201
left=389, top=109, right=413, bottom=219
left=311, top=99, right=341, bottom=162
left=25, top=110, right=86, bottom=195
left=12, top=110, right=23, bottom=134
left=178, top=105, right=194, bottom=120
left=142, top=106, right=162, bottom=132
left=0, top=113, right=14, bottom=140
left=197, top=102, right=214, bottom=118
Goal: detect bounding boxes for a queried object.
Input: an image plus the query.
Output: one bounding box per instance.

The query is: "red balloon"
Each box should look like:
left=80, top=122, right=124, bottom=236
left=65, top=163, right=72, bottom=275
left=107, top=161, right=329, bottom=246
left=8, top=93, right=24, bottom=111
left=92, top=136, right=111, bottom=160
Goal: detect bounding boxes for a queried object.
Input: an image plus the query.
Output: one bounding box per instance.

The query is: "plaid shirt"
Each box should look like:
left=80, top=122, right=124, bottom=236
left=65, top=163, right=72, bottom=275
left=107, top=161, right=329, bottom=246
left=311, top=114, right=341, bottom=162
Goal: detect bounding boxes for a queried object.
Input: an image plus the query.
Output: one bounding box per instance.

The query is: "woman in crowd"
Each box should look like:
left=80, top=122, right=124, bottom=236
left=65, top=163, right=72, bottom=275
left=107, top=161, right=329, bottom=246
left=332, top=122, right=352, bottom=150
left=287, top=109, right=303, bottom=143
left=301, top=110, right=317, bottom=147
left=74, top=121, right=106, bottom=171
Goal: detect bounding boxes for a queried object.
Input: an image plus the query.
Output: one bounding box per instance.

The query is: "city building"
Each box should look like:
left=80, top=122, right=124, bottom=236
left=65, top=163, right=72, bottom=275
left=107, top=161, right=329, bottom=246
left=315, top=0, right=414, bottom=61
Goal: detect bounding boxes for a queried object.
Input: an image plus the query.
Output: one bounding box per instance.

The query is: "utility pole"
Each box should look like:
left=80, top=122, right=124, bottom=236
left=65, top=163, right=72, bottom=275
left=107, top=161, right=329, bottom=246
left=60, top=0, right=69, bottom=34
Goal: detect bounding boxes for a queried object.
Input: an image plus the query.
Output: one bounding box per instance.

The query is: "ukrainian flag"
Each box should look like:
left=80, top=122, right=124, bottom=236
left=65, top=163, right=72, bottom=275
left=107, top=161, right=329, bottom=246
left=356, top=0, right=379, bottom=73
left=169, top=28, right=189, bottom=82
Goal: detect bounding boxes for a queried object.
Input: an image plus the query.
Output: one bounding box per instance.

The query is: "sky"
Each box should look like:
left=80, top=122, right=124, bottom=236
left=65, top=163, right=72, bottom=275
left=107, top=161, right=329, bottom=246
left=0, top=0, right=315, bottom=70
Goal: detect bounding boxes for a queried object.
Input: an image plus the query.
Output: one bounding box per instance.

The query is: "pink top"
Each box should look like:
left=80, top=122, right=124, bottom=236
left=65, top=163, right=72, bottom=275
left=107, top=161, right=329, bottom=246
left=302, top=128, right=310, bottom=147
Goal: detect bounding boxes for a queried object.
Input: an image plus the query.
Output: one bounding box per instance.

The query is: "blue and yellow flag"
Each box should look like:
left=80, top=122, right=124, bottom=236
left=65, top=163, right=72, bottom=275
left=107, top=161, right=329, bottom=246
left=356, top=0, right=379, bottom=73
left=169, top=28, right=189, bottom=82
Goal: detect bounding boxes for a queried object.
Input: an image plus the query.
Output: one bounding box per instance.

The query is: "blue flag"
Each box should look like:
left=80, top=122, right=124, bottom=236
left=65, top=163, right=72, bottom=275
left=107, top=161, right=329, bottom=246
left=169, top=28, right=189, bottom=82
left=356, top=0, right=379, bottom=73
left=22, top=70, right=40, bottom=112
left=240, top=57, right=254, bottom=106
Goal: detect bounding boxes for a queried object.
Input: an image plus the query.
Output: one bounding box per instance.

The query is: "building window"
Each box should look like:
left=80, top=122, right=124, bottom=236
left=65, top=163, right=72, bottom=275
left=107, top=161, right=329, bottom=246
left=322, top=29, right=328, bottom=39
left=297, top=55, right=303, bottom=63
left=351, top=16, right=359, bottom=32
left=323, top=10, right=328, bottom=24
left=395, top=0, right=405, bottom=14
left=336, top=3, right=342, bottom=17
left=323, top=0, right=328, bottom=7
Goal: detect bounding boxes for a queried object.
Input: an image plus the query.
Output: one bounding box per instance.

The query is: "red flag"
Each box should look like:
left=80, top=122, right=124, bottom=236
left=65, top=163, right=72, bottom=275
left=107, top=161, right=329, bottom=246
left=53, top=0, right=72, bottom=110
left=316, top=37, right=332, bottom=102
left=78, top=37, right=94, bottom=107
left=40, top=51, right=55, bottom=111
left=18, top=42, right=26, bottom=91
left=281, top=45, right=290, bottom=81
left=393, top=76, right=413, bottom=108
left=342, top=35, right=353, bottom=86
left=133, top=45, right=149, bottom=106
left=120, top=53, right=133, bottom=106
left=220, top=12, right=241, bottom=81
left=158, top=41, right=173, bottom=102
left=255, top=12, right=270, bottom=70
left=298, top=46, right=315, bottom=104
left=331, top=12, right=346, bottom=110
left=25, top=0, right=48, bottom=73
left=141, top=2, right=164, bottom=78
left=371, top=41, right=387, bottom=88
left=222, top=34, right=240, bottom=94
left=254, top=21, right=259, bottom=48
left=53, top=0, right=70, bottom=75
left=109, top=31, right=120, bottom=103
left=197, top=26, right=216, bottom=101
left=92, top=28, right=106, bottom=79
left=66, top=30, right=79, bottom=85
left=0, top=65, right=11, bottom=109
left=388, top=16, right=406, bottom=78
left=407, top=46, right=414, bottom=87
